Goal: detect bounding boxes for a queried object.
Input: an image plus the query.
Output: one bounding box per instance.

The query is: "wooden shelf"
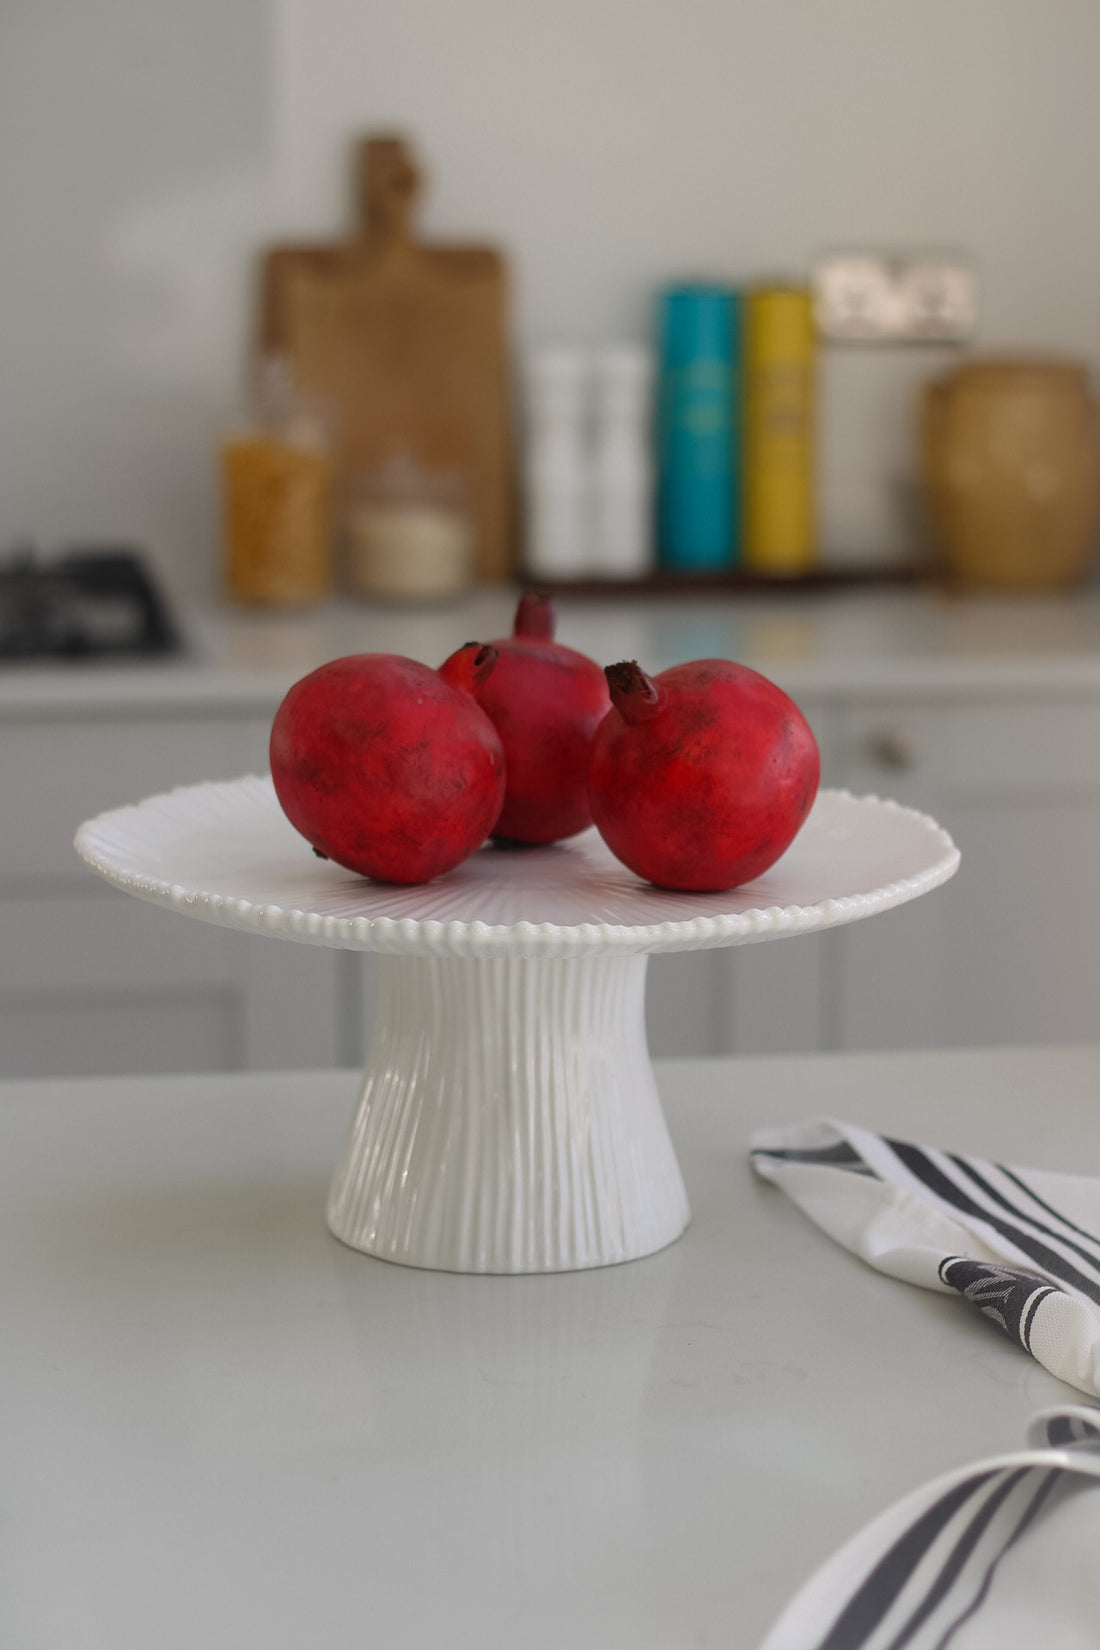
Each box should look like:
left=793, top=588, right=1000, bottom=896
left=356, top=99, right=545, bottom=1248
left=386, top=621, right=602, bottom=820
left=518, top=566, right=925, bottom=599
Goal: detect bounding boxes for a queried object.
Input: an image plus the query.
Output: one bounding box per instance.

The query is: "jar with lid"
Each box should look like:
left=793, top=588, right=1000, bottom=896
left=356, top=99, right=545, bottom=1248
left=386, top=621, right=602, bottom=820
left=221, top=357, right=333, bottom=606
left=921, top=357, right=1100, bottom=588
left=342, top=454, right=473, bottom=603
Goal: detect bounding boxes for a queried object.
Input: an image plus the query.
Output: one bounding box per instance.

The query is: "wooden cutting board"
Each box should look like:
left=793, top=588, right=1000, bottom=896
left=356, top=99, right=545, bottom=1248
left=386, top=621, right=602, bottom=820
left=259, top=137, right=515, bottom=583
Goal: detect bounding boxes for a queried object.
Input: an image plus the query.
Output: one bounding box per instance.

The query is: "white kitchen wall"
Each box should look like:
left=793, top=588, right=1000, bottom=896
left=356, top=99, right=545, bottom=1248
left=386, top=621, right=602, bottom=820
left=2, top=0, right=1099, bottom=597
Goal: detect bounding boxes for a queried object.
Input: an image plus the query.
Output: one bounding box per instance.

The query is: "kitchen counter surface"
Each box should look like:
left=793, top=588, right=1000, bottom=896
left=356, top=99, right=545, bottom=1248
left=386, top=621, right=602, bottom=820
left=4, top=1043, right=1096, bottom=1648
left=4, top=584, right=1100, bottom=718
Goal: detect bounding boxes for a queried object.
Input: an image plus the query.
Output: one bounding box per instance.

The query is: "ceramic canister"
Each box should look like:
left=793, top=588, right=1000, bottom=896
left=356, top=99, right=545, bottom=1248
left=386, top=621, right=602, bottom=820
left=921, top=358, right=1100, bottom=589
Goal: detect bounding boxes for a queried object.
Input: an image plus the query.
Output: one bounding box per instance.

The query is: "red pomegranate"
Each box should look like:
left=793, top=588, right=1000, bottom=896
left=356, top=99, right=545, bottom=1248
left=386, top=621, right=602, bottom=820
left=269, top=652, right=505, bottom=884
left=438, top=593, right=610, bottom=844
left=588, top=658, right=820, bottom=891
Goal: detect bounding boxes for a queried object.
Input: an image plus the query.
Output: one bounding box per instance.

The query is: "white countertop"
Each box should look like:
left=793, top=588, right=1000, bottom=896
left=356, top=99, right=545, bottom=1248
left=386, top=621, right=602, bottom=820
left=4, top=585, right=1100, bottom=719
left=4, top=1044, right=1096, bottom=1649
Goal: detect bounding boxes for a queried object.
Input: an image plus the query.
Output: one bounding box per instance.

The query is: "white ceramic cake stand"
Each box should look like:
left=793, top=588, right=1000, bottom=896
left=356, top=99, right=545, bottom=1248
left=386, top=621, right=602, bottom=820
left=76, top=777, right=958, bottom=1275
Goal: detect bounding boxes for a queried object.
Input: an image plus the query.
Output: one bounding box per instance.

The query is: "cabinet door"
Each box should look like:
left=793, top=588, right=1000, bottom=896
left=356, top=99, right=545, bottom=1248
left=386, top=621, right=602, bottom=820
left=1, top=718, right=260, bottom=881
left=831, top=696, right=1100, bottom=1050
left=0, top=714, right=348, bottom=1079
left=0, top=886, right=344, bottom=1078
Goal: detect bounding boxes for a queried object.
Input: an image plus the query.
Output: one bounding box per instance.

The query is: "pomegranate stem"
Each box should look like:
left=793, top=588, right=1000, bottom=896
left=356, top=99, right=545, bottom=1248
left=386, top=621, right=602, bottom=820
left=604, top=660, right=661, bottom=722
left=513, top=592, right=556, bottom=640
left=446, top=641, right=498, bottom=692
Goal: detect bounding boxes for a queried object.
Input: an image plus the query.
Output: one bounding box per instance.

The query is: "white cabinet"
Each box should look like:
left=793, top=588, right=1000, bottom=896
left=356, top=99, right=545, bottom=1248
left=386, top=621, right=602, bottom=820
left=644, top=689, right=1100, bottom=1059
left=827, top=692, right=1100, bottom=1051
left=0, top=711, right=351, bottom=1078
left=0, top=890, right=348, bottom=1076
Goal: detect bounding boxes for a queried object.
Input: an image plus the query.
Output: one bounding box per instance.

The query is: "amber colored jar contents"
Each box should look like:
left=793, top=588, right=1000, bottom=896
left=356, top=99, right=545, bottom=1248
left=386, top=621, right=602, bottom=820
left=222, top=359, right=333, bottom=606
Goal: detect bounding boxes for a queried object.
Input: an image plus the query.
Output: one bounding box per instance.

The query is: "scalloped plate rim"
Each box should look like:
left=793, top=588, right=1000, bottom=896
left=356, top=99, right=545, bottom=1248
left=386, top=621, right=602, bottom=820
left=74, top=775, right=960, bottom=957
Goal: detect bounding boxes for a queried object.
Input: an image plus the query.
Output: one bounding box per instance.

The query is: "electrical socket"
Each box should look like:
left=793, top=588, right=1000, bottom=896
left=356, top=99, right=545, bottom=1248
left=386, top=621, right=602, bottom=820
left=812, top=252, right=976, bottom=343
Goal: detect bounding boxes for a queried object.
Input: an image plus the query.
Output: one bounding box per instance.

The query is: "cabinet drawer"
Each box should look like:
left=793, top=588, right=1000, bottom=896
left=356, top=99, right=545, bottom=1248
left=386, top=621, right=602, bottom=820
left=0, top=889, right=250, bottom=994
left=841, top=698, right=1100, bottom=799
left=0, top=887, right=345, bottom=1076
left=0, top=993, right=242, bottom=1079
left=0, top=717, right=271, bottom=881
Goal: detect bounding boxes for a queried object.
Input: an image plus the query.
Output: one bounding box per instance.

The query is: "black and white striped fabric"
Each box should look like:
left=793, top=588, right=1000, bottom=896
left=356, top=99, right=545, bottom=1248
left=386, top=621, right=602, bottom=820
left=750, top=1119, right=1100, bottom=1396
left=758, top=1406, right=1100, bottom=1650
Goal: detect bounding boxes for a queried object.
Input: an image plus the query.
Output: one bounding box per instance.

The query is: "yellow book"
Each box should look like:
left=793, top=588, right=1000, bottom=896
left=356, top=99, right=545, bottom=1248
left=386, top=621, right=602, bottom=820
left=742, top=287, right=816, bottom=575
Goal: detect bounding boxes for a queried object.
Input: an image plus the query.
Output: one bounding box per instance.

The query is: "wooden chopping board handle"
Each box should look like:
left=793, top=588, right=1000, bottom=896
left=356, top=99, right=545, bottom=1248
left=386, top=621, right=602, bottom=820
left=356, top=135, right=422, bottom=248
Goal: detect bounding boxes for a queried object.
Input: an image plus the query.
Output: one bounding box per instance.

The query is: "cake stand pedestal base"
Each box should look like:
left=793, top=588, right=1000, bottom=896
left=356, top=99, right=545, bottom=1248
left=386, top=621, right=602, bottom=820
left=325, top=952, right=691, bottom=1274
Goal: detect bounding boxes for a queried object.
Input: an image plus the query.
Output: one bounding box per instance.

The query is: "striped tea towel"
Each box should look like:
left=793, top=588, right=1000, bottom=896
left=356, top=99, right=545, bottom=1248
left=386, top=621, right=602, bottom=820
left=758, top=1405, right=1100, bottom=1650
left=750, top=1119, right=1100, bottom=1397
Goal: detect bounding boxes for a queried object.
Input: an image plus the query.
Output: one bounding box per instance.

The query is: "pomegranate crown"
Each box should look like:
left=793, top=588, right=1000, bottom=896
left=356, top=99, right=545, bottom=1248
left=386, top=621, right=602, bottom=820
left=470, top=643, right=499, bottom=687
left=445, top=641, right=499, bottom=692
left=604, top=660, right=661, bottom=723
left=513, top=591, right=556, bottom=641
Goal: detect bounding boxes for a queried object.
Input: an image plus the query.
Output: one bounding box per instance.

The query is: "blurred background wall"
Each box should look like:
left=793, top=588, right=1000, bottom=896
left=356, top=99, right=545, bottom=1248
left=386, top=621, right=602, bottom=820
left=2, top=0, right=1099, bottom=599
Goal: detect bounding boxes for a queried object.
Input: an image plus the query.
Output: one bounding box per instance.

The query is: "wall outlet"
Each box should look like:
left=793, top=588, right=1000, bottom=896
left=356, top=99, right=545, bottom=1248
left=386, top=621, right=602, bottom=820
left=812, top=252, right=977, bottom=343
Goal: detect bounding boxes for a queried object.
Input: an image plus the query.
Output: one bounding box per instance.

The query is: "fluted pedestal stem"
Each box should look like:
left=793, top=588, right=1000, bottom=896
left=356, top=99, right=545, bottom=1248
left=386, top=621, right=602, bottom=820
left=326, top=952, right=690, bottom=1273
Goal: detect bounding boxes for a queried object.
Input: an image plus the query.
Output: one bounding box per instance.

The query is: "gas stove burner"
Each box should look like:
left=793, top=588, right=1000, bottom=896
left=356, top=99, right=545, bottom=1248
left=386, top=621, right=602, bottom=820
left=0, top=547, right=183, bottom=661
